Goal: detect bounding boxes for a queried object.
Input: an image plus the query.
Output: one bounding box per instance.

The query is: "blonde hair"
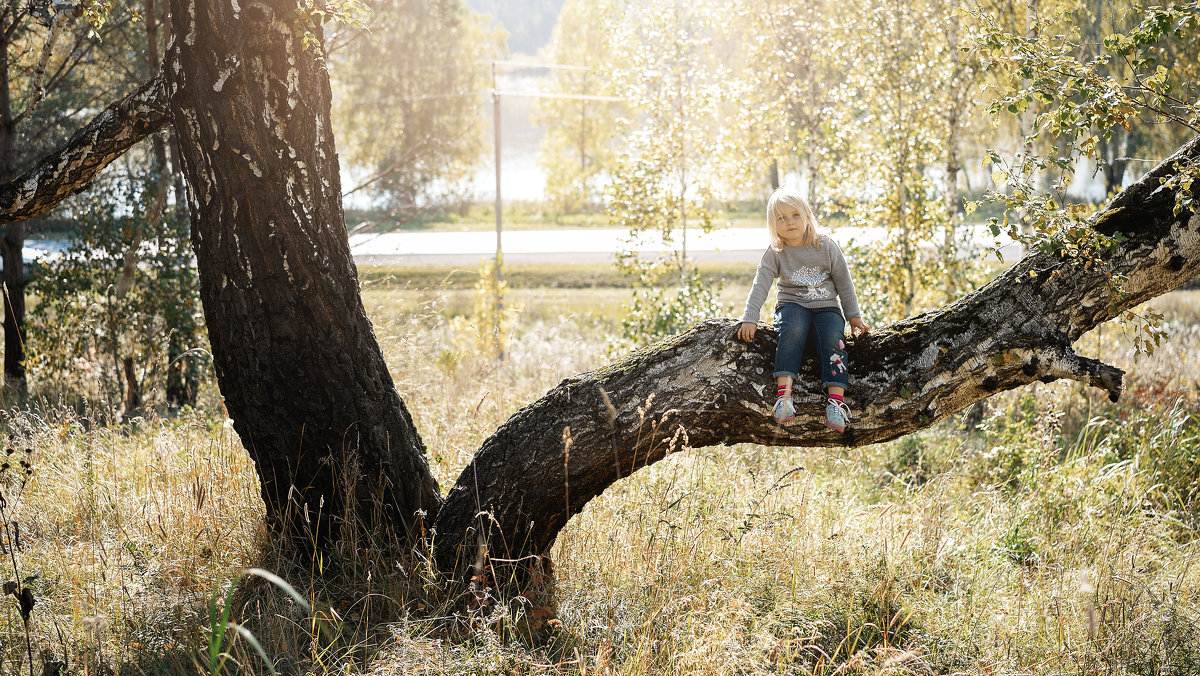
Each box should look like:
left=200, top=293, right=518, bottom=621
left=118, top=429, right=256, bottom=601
left=766, top=186, right=820, bottom=251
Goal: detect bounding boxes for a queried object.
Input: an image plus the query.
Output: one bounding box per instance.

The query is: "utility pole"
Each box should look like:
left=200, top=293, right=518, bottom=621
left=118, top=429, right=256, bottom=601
left=491, top=61, right=504, bottom=359
left=488, top=60, right=619, bottom=360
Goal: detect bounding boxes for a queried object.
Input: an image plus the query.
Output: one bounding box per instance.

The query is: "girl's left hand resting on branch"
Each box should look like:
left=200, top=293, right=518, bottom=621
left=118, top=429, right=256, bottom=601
left=849, top=316, right=870, bottom=337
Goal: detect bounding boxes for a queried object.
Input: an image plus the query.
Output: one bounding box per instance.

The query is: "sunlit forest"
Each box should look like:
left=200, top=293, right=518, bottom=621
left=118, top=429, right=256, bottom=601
left=0, top=0, right=1197, bottom=673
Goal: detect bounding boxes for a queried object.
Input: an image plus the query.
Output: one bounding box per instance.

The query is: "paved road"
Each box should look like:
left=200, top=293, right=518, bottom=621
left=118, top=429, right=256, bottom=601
left=346, top=226, right=960, bottom=266
left=13, top=226, right=1021, bottom=270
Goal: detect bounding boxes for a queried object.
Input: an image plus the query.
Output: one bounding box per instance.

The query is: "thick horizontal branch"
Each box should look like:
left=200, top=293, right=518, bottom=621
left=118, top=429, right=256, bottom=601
left=0, top=74, right=170, bottom=224
left=433, top=133, right=1200, bottom=578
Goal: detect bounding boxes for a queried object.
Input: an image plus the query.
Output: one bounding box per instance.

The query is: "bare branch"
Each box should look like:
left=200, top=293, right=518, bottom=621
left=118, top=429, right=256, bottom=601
left=14, top=0, right=85, bottom=125
left=0, top=73, right=170, bottom=224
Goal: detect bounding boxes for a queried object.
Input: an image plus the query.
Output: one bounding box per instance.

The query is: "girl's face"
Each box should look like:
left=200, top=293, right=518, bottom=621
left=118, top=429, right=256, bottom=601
left=777, top=206, right=807, bottom=245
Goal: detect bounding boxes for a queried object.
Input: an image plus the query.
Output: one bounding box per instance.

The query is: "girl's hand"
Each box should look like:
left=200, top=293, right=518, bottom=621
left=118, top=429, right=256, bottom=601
left=737, top=322, right=757, bottom=342
left=849, top=316, right=871, bottom=337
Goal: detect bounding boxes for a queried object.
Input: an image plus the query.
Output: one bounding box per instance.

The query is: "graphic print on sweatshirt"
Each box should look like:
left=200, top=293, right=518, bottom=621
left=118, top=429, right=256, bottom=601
left=787, top=265, right=833, bottom=301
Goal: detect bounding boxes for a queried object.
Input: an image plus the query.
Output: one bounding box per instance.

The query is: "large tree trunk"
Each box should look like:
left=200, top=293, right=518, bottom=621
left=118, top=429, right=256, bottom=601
left=0, top=0, right=442, bottom=550
left=157, top=0, right=441, bottom=547
left=433, top=134, right=1200, bottom=578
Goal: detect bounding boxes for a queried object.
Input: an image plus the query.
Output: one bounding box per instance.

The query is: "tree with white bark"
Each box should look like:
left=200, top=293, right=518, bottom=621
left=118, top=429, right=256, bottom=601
left=0, top=0, right=1196, bottom=593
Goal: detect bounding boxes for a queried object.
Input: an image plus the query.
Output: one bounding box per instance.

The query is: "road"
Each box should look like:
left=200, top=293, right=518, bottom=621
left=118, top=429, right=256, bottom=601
left=10, top=225, right=1021, bottom=270
left=346, top=225, right=949, bottom=265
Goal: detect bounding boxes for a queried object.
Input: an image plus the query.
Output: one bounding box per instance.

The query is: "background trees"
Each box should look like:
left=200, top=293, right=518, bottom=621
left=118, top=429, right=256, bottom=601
left=0, top=1, right=142, bottom=389
left=726, top=0, right=843, bottom=201
left=28, top=169, right=199, bottom=413
left=595, top=0, right=738, bottom=348
left=534, top=0, right=621, bottom=213
left=332, top=0, right=500, bottom=217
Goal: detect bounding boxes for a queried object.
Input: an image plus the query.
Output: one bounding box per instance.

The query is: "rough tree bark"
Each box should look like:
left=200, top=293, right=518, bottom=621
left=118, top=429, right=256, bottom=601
left=0, top=75, right=170, bottom=222
left=432, top=134, right=1200, bottom=576
left=159, top=0, right=441, bottom=545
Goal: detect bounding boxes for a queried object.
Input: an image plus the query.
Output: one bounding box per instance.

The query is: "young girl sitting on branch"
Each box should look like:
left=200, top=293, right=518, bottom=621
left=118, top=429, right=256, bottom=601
left=738, top=186, right=870, bottom=431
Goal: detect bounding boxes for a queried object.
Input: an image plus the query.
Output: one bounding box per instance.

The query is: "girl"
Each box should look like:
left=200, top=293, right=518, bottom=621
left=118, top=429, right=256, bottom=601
left=737, top=186, right=870, bottom=431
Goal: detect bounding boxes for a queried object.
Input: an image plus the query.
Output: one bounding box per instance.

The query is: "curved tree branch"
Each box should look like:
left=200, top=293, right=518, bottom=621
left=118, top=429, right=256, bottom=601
left=0, top=73, right=170, bottom=224
left=433, top=134, right=1200, bottom=578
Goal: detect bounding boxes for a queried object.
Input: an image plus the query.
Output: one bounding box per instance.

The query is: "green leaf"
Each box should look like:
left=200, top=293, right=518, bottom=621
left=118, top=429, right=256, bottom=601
left=1145, top=65, right=1169, bottom=88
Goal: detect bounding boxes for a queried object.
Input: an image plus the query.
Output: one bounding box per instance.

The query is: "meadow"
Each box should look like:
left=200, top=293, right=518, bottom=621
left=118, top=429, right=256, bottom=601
left=1, top=264, right=1198, bottom=675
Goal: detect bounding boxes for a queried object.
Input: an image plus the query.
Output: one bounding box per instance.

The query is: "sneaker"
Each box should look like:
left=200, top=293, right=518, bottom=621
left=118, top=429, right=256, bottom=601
left=773, top=396, right=796, bottom=424
left=825, top=398, right=851, bottom=432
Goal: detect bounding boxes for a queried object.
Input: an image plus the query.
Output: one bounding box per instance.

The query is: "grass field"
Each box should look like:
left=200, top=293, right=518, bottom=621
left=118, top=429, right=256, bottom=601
left=2, top=268, right=1198, bottom=675
left=344, top=202, right=768, bottom=233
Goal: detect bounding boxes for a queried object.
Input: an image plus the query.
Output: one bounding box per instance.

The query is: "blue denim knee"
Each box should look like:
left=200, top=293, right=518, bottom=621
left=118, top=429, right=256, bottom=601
left=773, top=303, right=850, bottom=389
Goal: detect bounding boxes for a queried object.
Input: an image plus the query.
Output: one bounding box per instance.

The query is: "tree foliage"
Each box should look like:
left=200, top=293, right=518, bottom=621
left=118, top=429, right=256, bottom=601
left=28, top=169, right=204, bottom=408
left=601, top=0, right=737, bottom=349
left=724, top=0, right=845, bottom=199
left=534, top=0, right=621, bottom=213
left=1, top=0, right=147, bottom=387
left=332, top=0, right=501, bottom=215
left=966, top=0, right=1200, bottom=352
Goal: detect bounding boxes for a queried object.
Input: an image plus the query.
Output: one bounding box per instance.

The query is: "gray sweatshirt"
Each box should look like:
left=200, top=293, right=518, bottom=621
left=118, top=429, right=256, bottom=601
left=740, top=235, right=862, bottom=323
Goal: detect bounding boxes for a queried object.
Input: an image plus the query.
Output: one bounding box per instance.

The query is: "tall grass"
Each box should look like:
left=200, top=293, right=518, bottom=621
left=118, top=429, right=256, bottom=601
left=3, top=286, right=1198, bottom=674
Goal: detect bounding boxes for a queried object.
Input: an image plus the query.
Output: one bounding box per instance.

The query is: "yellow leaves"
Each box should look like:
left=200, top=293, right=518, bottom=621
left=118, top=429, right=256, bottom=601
left=1144, top=65, right=1169, bottom=89
left=991, top=169, right=1010, bottom=187
left=1080, top=135, right=1098, bottom=156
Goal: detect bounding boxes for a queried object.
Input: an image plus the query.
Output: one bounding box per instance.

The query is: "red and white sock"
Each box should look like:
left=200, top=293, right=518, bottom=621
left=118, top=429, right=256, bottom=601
left=777, top=385, right=790, bottom=399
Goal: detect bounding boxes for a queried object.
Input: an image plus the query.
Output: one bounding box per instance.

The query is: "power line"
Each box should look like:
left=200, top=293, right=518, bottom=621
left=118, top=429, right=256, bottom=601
left=488, top=58, right=589, bottom=72
left=376, top=90, right=621, bottom=103
left=492, top=90, right=621, bottom=102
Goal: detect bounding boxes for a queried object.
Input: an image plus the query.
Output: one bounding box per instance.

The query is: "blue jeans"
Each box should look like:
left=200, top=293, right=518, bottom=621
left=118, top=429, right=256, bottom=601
left=774, top=303, right=850, bottom=389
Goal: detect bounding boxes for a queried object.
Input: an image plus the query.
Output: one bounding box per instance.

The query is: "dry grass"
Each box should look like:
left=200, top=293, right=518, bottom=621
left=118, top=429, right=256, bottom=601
left=2, top=282, right=1198, bottom=675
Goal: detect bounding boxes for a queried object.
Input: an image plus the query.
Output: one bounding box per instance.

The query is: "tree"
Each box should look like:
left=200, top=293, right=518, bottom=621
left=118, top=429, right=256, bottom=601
left=28, top=168, right=197, bottom=414
left=603, top=0, right=731, bottom=275
left=0, top=0, right=137, bottom=388
left=332, top=0, right=498, bottom=215
left=433, top=133, right=1200, bottom=574
left=0, top=0, right=442, bottom=547
left=535, top=0, right=621, bottom=213
left=0, top=0, right=1196, bottom=594
left=725, top=0, right=844, bottom=200
left=968, top=0, right=1199, bottom=278
left=601, top=0, right=736, bottom=349
left=826, top=0, right=988, bottom=319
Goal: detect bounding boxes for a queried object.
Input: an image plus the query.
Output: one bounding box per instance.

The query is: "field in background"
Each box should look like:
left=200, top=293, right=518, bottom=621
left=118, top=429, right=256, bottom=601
left=2, top=269, right=1198, bottom=674
left=344, top=202, right=767, bottom=234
